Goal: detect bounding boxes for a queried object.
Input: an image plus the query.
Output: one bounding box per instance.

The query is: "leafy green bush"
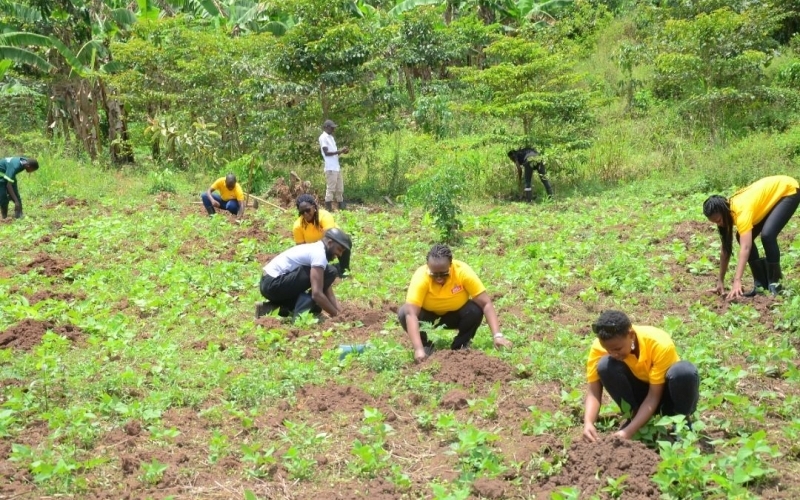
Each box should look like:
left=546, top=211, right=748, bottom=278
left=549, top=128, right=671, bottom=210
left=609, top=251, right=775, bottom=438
left=147, top=168, right=177, bottom=195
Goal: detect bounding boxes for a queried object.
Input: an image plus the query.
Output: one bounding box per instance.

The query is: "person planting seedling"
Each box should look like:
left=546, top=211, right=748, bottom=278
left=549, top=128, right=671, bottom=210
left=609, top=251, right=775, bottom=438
left=582, top=310, right=699, bottom=442
left=397, top=244, right=512, bottom=363
left=507, top=147, right=553, bottom=202
left=703, top=175, right=800, bottom=299
left=0, top=156, right=39, bottom=219
left=256, top=228, right=352, bottom=321
left=200, top=173, right=245, bottom=219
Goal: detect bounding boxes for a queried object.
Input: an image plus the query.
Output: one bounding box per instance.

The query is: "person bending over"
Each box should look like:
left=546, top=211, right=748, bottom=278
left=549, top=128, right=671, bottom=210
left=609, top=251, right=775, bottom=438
left=507, top=147, right=553, bottom=202
left=703, top=175, right=800, bottom=298
left=256, top=228, right=352, bottom=320
left=0, top=156, right=39, bottom=219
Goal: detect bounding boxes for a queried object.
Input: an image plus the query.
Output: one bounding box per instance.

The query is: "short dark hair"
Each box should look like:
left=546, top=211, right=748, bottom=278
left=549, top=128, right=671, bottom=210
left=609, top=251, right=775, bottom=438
left=225, top=173, right=237, bottom=185
left=591, top=310, right=632, bottom=340
left=427, top=244, right=453, bottom=263
left=24, top=158, right=39, bottom=171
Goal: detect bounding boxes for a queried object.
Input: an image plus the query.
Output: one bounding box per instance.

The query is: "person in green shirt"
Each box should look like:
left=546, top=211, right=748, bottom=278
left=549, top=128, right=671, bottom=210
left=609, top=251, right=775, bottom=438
left=0, top=157, right=39, bottom=219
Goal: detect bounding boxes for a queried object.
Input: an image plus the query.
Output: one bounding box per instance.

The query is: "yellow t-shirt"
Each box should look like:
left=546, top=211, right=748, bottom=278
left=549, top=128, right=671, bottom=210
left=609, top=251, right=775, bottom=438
left=293, top=209, right=336, bottom=244
left=210, top=177, right=245, bottom=202
left=730, top=175, right=799, bottom=234
left=405, top=260, right=486, bottom=316
left=586, top=325, right=680, bottom=385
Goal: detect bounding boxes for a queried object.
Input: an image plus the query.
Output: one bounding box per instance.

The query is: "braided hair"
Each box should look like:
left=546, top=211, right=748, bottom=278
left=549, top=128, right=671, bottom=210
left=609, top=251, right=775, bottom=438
left=296, top=194, right=320, bottom=230
left=426, top=244, right=453, bottom=263
left=703, top=195, right=734, bottom=256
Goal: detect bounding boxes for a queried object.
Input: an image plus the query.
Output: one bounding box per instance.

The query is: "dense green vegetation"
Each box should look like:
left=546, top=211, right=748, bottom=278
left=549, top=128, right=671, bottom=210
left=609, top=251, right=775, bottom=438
left=2, top=160, right=800, bottom=498
left=2, top=0, right=800, bottom=203
left=3, top=0, right=800, bottom=498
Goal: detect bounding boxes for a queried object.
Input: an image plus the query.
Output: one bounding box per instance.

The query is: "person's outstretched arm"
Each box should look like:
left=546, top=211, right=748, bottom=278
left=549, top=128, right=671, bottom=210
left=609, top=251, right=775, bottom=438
left=583, top=380, right=603, bottom=442
left=472, top=292, right=512, bottom=349
left=726, top=230, right=752, bottom=299
left=614, top=383, right=664, bottom=440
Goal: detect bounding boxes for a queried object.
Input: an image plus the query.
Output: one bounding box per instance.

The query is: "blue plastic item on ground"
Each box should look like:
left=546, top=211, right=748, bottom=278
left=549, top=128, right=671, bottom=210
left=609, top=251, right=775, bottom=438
left=338, top=344, right=369, bottom=360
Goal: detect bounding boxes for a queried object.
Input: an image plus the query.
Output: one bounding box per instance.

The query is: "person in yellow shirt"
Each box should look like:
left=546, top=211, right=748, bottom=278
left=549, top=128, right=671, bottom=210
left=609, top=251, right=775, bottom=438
left=200, top=173, right=245, bottom=218
left=398, top=244, right=512, bottom=363
left=583, top=310, right=699, bottom=442
left=293, top=194, right=351, bottom=277
left=703, top=175, right=800, bottom=298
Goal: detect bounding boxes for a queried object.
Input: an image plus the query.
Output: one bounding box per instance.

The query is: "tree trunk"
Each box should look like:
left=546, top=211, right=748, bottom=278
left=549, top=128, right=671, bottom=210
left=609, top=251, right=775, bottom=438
left=320, top=82, right=331, bottom=118
left=403, top=67, right=416, bottom=103
left=98, top=79, right=135, bottom=164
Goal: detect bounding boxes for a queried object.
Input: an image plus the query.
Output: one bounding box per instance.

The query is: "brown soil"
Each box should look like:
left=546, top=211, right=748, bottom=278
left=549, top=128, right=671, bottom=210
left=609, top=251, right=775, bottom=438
left=27, top=289, right=83, bottom=305
left=538, top=436, right=660, bottom=498
left=294, top=383, right=388, bottom=416
left=19, top=253, right=75, bottom=278
left=0, top=319, right=86, bottom=350
left=472, top=477, right=508, bottom=499
left=59, top=196, right=88, bottom=207
left=425, top=349, right=514, bottom=388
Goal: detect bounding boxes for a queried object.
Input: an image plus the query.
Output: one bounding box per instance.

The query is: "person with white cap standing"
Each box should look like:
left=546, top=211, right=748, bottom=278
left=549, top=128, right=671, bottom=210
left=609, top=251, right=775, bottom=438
left=319, top=119, right=349, bottom=211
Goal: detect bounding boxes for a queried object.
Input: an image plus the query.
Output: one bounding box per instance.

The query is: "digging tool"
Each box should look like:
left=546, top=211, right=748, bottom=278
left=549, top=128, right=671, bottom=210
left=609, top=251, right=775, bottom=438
left=244, top=192, right=286, bottom=212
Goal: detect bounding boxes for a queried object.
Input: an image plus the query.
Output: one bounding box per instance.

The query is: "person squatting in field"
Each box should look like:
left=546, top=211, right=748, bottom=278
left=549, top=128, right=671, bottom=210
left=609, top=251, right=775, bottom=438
left=582, top=310, right=699, bottom=442
left=397, top=244, right=512, bottom=363
left=293, top=194, right=351, bottom=278
left=507, top=147, right=554, bottom=202
left=0, top=156, right=39, bottom=219
left=200, top=173, right=245, bottom=219
left=256, top=228, right=352, bottom=320
left=703, top=175, right=800, bottom=299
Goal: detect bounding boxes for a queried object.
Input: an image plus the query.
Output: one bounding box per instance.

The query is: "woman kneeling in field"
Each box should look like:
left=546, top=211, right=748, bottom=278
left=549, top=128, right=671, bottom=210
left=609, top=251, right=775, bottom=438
left=582, top=310, right=699, bottom=442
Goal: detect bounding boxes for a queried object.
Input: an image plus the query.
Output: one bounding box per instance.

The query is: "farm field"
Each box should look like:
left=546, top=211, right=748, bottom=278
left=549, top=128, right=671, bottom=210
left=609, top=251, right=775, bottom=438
left=2, top=178, right=800, bottom=499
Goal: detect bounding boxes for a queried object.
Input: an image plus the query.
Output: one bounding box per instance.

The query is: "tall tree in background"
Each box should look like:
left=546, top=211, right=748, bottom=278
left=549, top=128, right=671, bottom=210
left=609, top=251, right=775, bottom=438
left=0, top=0, right=138, bottom=162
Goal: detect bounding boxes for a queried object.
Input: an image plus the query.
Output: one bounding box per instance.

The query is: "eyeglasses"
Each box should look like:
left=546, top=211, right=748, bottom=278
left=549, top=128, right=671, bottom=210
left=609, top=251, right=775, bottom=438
left=428, top=269, right=450, bottom=279
left=298, top=207, right=314, bottom=215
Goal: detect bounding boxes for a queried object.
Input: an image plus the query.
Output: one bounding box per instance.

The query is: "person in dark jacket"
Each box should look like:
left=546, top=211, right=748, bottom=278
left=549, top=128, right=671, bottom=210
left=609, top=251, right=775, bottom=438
left=0, top=156, right=39, bottom=219
left=507, top=148, right=553, bottom=202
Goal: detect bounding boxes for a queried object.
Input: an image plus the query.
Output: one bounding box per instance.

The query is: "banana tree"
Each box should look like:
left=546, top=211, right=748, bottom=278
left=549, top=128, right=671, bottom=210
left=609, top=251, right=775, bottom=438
left=0, top=0, right=137, bottom=162
left=165, top=0, right=295, bottom=35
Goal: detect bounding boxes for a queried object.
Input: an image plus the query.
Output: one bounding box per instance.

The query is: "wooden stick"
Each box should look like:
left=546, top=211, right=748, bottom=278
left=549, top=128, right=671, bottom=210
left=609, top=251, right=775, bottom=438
left=245, top=192, right=286, bottom=212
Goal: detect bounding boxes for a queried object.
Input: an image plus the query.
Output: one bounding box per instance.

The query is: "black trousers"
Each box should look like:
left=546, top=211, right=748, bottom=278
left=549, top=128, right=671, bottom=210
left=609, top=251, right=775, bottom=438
left=259, top=265, right=338, bottom=308
left=740, top=191, right=800, bottom=264
left=597, top=356, right=699, bottom=417
left=522, top=160, right=553, bottom=197
left=0, top=181, right=21, bottom=218
left=397, top=300, right=483, bottom=350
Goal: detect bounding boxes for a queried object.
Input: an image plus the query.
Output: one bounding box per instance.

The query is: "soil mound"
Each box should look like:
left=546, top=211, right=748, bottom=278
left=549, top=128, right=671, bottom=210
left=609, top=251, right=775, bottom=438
left=27, top=290, right=82, bottom=305
left=20, top=253, right=74, bottom=278
left=295, top=384, right=384, bottom=416
left=428, top=349, right=514, bottom=387
left=0, top=319, right=86, bottom=350
left=472, top=477, right=507, bottom=499
left=543, top=436, right=660, bottom=498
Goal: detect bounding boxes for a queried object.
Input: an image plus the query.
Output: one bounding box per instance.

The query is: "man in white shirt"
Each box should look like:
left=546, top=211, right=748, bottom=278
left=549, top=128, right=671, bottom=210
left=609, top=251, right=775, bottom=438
left=319, top=119, right=349, bottom=211
left=256, top=228, right=352, bottom=320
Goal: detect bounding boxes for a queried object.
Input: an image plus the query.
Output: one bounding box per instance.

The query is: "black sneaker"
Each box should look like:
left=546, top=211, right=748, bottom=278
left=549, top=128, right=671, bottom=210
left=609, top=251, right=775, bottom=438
left=255, top=301, right=278, bottom=319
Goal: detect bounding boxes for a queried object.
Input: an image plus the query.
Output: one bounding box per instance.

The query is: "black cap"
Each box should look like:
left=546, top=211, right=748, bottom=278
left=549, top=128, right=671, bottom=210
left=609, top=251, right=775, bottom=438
left=324, top=228, right=352, bottom=251
left=323, top=119, right=337, bottom=129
